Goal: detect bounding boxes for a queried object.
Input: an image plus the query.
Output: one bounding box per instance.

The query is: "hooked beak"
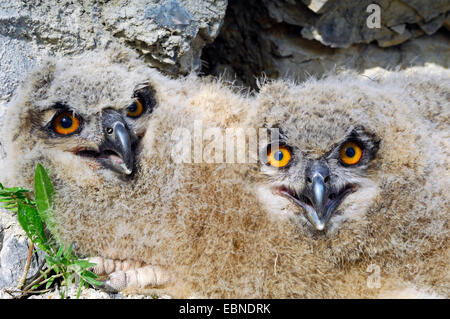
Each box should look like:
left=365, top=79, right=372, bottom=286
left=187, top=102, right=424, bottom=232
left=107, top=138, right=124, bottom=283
left=279, top=163, right=356, bottom=231
left=98, top=110, right=136, bottom=175
left=307, top=173, right=332, bottom=230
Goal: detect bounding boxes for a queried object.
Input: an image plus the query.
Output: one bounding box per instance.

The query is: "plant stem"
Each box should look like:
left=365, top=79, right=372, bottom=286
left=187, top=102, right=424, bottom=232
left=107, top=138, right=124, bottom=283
left=23, top=265, right=55, bottom=292
left=16, top=241, right=34, bottom=290
left=38, top=273, right=63, bottom=289
left=22, top=288, right=53, bottom=295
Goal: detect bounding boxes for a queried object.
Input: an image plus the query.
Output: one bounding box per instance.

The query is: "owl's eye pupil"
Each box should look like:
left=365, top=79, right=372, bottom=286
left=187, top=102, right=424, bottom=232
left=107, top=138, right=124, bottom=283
left=60, top=116, right=73, bottom=129
left=345, top=147, right=356, bottom=158
left=128, top=102, right=137, bottom=113
left=274, top=150, right=284, bottom=161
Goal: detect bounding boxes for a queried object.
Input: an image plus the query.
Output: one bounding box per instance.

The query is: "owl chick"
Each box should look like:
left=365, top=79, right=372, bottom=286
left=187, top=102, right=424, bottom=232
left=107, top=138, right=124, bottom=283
left=83, top=67, right=449, bottom=298
left=0, top=48, right=262, bottom=296
left=0, top=47, right=197, bottom=290
left=251, top=67, right=449, bottom=297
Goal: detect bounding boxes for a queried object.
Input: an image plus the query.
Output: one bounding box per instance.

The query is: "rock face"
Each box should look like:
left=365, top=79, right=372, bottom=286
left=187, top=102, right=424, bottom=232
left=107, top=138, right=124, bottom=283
left=299, top=0, right=450, bottom=48
left=0, top=0, right=227, bottom=101
left=1, top=0, right=448, bottom=96
left=0, top=210, right=45, bottom=289
left=202, top=0, right=450, bottom=88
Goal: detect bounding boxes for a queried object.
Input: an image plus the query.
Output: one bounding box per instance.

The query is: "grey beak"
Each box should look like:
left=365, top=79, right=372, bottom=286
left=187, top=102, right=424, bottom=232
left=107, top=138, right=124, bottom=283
left=280, top=162, right=355, bottom=231
left=312, top=174, right=326, bottom=213
left=302, top=163, right=331, bottom=231
left=100, top=110, right=136, bottom=175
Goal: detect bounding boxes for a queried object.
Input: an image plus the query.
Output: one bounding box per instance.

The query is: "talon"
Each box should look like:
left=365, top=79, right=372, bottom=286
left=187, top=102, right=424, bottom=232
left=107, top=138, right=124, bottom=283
left=95, top=279, right=119, bottom=294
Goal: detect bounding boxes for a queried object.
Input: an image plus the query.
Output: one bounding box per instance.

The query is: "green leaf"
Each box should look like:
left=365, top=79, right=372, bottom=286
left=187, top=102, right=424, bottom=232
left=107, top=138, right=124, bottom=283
left=56, top=244, right=64, bottom=259
left=45, top=276, right=56, bottom=289
left=72, top=260, right=95, bottom=269
left=3, top=186, right=29, bottom=193
left=40, top=269, right=48, bottom=279
left=17, top=202, right=48, bottom=250
left=76, top=280, right=83, bottom=299
left=67, top=243, right=73, bottom=256
left=34, top=163, right=57, bottom=239
left=81, top=270, right=99, bottom=279
left=81, top=270, right=103, bottom=286
left=1, top=203, right=16, bottom=209
left=45, top=255, right=56, bottom=266
left=82, top=273, right=103, bottom=287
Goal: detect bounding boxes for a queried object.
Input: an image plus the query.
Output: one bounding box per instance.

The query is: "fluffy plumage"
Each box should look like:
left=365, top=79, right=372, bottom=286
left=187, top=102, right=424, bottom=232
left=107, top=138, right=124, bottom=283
left=0, top=47, right=201, bottom=286
left=2, top=50, right=448, bottom=298
left=0, top=49, right=261, bottom=297
left=116, top=66, right=449, bottom=298
left=249, top=67, right=450, bottom=297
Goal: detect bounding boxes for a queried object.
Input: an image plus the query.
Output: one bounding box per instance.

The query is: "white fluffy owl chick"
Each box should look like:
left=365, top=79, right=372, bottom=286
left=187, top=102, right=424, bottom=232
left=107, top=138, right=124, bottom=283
left=0, top=47, right=201, bottom=292
left=0, top=48, right=260, bottom=297
left=250, top=67, right=449, bottom=297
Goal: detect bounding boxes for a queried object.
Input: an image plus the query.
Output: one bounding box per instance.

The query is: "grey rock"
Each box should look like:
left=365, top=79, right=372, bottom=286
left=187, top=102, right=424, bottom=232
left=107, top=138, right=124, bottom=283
left=0, top=102, right=7, bottom=160
left=402, top=0, right=450, bottom=22
left=202, top=0, right=449, bottom=88
left=301, top=0, right=329, bottom=14
left=390, top=24, right=406, bottom=35
left=0, top=35, right=38, bottom=100
left=144, top=0, right=197, bottom=36
left=445, top=12, right=450, bottom=31
left=376, top=25, right=424, bottom=47
left=383, top=0, right=422, bottom=27
left=300, top=0, right=449, bottom=48
left=0, top=210, right=46, bottom=289
left=264, top=0, right=315, bottom=27
left=419, top=14, right=447, bottom=35
left=0, top=0, right=227, bottom=101
left=27, top=285, right=113, bottom=299
left=218, top=0, right=449, bottom=50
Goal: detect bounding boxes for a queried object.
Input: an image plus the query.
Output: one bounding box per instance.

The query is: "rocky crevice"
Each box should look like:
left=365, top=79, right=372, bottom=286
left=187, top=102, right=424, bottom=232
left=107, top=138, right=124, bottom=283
left=201, top=0, right=450, bottom=88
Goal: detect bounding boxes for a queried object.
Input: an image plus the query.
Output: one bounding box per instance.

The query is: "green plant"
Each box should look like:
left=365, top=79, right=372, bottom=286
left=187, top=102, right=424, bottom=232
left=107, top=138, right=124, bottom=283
left=0, top=163, right=102, bottom=298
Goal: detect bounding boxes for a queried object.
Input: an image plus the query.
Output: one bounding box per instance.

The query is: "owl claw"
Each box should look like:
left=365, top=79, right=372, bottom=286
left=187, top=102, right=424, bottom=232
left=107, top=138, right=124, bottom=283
left=96, top=279, right=119, bottom=294
left=87, top=257, right=172, bottom=292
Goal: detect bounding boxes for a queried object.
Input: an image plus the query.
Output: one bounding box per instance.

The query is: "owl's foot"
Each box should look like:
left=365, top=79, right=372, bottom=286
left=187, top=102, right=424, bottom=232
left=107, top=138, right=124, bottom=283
left=88, top=257, right=172, bottom=292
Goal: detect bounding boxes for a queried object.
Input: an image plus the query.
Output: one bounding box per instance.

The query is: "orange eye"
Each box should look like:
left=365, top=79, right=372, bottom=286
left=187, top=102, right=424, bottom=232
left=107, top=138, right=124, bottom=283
left=268, top=145, right=292, bottom=168
left=53, top=112, right=80, bottom=135
left=340, top=141, right=362, bottom=165
left=126, top=98, right=144, bottom=118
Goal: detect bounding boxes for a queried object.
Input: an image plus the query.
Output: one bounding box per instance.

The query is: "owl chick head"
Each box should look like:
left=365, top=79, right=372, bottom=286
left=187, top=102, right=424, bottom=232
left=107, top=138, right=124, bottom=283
left=1, top=47, right=165, bottom=188
left=254, top=74, right=431, bottom=235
